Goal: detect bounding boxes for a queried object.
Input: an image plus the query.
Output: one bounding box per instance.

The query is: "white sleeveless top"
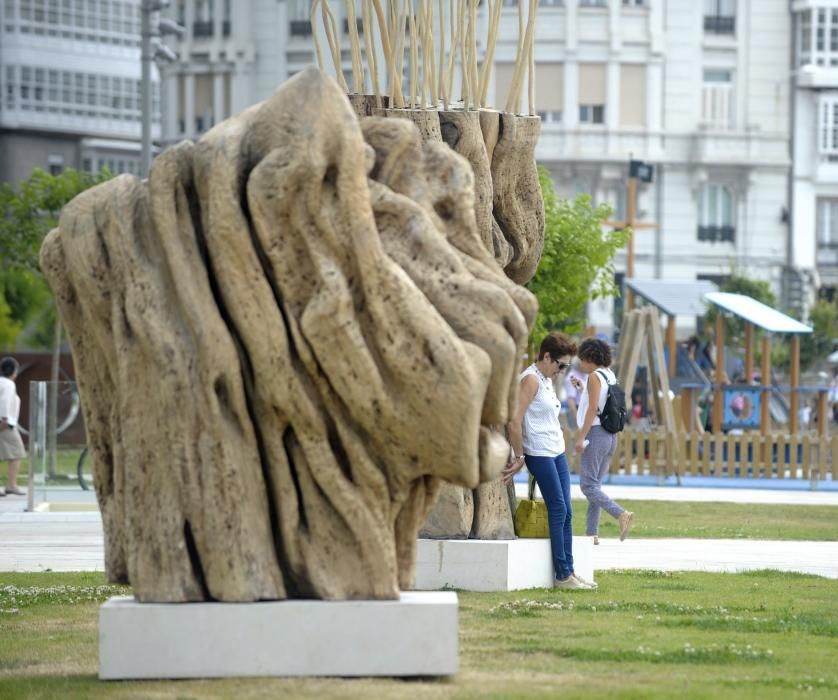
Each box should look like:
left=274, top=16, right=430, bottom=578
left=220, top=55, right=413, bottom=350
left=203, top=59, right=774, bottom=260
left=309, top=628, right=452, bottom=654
left=576, top=367, right=617, bottom=428
left=520, top=365, right=565, bottom=457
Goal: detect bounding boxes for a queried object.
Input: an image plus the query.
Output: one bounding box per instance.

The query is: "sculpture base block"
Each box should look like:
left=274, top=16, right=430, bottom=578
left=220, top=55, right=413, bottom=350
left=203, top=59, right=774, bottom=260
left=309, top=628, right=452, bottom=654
left=414, top=537, right=594, bottom=591
left=99, top=592, right=458, bottom=679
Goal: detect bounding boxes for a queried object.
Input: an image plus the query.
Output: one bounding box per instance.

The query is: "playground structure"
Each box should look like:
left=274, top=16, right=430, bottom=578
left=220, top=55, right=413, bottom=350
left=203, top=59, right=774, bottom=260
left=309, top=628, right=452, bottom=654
left=601, top=289, right=835, bottom=486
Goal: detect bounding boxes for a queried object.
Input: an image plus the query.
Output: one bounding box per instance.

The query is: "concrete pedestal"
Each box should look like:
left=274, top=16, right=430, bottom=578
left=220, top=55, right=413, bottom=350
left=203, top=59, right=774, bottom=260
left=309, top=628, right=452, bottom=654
left=99, top=591, right=458, bottom=679
left=414, top=536, right=594, bottom=591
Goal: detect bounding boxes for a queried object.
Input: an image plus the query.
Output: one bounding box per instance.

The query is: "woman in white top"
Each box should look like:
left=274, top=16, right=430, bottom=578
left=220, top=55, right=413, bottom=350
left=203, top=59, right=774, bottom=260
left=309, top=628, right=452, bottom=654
left=571, top=338, right=633, bottom=543
left=503, top=333, right=595, bottom=590
left=0, top=356, right=27, bottom=496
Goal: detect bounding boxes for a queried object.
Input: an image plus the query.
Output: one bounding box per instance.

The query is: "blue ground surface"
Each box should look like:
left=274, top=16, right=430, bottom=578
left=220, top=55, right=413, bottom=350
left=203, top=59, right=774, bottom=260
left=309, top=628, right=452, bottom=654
left=512, top=471, right=838, bottom=491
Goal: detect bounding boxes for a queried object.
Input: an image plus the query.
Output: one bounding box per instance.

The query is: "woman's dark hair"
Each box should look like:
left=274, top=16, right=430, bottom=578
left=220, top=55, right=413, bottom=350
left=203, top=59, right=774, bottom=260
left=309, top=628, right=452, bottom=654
left=578, top=338, right=612, bottom=368
left=0, top=356, right=19, bottom=378
left=538, top=333, right=577, bottom=362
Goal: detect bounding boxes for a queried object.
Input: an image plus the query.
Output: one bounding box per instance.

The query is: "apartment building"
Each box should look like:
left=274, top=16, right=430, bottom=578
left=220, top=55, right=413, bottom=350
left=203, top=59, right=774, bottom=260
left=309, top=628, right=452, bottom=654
left=508, top=0, right=794, bottom=334
left=0, top=0, right=160, bottom=185
left=791, top=0, right=838, bottom=303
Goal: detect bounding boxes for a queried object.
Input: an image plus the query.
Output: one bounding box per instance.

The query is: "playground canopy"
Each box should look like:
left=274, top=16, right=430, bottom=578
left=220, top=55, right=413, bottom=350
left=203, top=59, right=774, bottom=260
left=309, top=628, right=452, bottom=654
left=627, top=278, right=719, bottom=317
left=704, top=292, right=813, bottom=334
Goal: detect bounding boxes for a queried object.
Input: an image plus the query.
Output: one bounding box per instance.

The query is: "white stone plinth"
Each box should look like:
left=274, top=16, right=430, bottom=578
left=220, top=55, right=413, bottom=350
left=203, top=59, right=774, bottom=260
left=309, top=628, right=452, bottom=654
left=99, top=591, right=458, bottom=679
left=414, top=536, right=594, bottom=591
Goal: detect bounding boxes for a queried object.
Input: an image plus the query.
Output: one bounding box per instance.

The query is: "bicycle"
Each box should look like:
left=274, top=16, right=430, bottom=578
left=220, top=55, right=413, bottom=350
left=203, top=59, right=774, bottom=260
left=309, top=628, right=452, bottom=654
left=76, top=447, right=94, bottom=491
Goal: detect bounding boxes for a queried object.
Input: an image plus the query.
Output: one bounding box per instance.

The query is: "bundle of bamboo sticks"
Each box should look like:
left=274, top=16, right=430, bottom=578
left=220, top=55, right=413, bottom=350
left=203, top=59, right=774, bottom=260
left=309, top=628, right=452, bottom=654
left=311, top=0, right=539, bottom=115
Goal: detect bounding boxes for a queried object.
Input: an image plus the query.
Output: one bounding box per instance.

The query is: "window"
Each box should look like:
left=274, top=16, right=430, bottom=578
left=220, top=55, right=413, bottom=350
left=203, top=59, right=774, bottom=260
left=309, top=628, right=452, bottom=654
left=578, top=63, right=606, bottom=125
left=579, top=105, right=605, bottom=124
left=48, top=153, right=64, bottom=176
left=798, top=8, right=838, bottom=67
left=818, top=198, right=838, bottom=246
left=623, top=0, right=645, bottom=5
left=704, top=0, right=735, bottom=35
left=579, top=0, right=607, bottom=6
left=697, top=184, right=735, bottom=243
left=819, top=95, right=838, bottom=156
left=702, top=68, right=733, bottom=129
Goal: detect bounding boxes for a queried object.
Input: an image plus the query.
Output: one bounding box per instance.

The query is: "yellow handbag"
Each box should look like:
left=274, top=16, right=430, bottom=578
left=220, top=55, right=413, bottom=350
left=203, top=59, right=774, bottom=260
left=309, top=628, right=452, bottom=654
left=513, top=473, right=549, bottom=538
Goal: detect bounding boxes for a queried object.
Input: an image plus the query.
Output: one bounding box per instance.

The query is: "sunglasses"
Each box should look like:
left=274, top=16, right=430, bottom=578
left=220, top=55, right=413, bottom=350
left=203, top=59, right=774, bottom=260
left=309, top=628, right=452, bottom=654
left=555, top=360, right=569, bottom=371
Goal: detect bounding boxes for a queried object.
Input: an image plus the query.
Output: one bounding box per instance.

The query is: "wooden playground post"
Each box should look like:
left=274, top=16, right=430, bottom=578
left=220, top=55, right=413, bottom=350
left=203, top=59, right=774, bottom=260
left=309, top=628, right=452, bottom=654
left=712, top=313, right=725, bottom=434
left=790, top=335, right=801, bottom=434
left=744, top=322, right=754, bottom=384
left=760, top=333, right=771, bottom=435
left=666, top=314, right=677, bottom=378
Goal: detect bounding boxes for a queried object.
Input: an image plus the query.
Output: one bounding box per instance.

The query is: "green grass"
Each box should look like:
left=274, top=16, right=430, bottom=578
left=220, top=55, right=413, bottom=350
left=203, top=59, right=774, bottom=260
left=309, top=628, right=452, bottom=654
left=569, top=499, right=838, bottom=541
left=0, top=570, right=836, bottom=699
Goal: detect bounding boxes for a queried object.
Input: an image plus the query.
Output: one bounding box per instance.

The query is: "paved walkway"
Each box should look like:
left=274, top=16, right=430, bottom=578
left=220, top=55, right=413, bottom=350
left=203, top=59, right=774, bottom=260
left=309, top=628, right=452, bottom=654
left=2, top=508, right=837, bottom=579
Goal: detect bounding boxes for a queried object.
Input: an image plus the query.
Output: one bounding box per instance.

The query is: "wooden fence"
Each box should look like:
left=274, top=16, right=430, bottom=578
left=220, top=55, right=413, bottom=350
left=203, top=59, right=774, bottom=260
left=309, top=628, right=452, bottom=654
left=564, top=428, right=836, bottom=483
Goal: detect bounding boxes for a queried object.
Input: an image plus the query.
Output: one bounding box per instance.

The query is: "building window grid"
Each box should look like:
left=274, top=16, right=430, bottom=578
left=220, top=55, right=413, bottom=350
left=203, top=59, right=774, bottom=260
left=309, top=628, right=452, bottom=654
left=701, top=69, right=733, bottom=129
left=704, top=0, right=735, bottom=35
left=4, top=62, right=158, bottom=124
left=5, top=0, right=141, bottom=46
left=799, top=8, right=838, bottom=67
left=697, top=184, right=736, bottom=243
left=819, top=96, right=838, bottom=156
left=579, top=104, right=605, bottom=124
left=818, top=198, right=838, bottom=247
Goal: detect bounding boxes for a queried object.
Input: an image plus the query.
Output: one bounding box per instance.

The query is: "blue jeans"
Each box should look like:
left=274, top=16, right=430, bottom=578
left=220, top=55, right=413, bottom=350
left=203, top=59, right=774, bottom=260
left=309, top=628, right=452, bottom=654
left=525, top=453, right=574, bottom=580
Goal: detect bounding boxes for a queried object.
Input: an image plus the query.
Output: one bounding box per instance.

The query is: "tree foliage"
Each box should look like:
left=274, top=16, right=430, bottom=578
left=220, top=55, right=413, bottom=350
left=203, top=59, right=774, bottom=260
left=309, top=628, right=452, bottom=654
left=0, top=167, right=110, bottom=350
left=526, top=167, right=630, bottom=340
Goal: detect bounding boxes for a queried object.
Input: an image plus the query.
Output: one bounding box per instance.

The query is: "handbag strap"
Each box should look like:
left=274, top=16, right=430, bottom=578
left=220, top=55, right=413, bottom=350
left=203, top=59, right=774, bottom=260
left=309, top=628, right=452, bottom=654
left=528, top=472, right=536, bottom=501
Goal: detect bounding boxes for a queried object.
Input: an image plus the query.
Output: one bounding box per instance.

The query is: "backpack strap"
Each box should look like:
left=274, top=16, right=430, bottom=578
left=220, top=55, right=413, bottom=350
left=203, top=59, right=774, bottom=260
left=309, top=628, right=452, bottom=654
left=594, top=368, right=614, bottom=385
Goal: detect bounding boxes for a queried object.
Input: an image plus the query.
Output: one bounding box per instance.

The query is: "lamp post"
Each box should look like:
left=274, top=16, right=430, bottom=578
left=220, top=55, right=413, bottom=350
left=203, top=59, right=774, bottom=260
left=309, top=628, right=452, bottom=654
left=140, top=1, right=184, bottom=176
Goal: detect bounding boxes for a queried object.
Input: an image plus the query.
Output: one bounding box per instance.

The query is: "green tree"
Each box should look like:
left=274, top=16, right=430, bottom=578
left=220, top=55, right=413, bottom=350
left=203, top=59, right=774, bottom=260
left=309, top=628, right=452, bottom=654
left=0, top=167, right=110, bottom=349
left=527, top=166, right=630, bottom=341
left=1, top=166, right=110, bottom=477
left=800, top=297, right=838, bottom=370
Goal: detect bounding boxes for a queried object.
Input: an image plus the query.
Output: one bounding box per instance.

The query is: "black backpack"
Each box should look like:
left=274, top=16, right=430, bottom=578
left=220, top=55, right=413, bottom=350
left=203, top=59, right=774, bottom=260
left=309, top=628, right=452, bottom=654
left=595, top=369, right=627, bottom=434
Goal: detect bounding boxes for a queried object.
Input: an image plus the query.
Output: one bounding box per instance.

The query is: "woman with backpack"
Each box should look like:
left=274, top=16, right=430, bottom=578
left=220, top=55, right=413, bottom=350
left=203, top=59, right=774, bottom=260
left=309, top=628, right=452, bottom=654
left=571, top=338, right=634, bottom=544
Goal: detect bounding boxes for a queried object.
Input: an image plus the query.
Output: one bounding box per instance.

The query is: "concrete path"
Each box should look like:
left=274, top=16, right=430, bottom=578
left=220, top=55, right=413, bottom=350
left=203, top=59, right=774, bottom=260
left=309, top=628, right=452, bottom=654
left=591, top=536, right=838, bottom=579
left=1, top=510, right=837, bottom=579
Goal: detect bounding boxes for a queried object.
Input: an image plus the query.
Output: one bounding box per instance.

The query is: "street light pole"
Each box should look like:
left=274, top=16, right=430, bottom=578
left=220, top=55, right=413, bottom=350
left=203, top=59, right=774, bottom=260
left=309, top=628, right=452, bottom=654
left=139, top=1, right=183, bottom=176
left=141, top=0, right=153, bottom=176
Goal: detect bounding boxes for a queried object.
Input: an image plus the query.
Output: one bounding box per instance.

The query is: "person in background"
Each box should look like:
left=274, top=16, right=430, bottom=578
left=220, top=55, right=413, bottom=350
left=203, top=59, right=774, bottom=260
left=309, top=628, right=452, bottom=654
left=571, top=338, right=634, bottom=545
left=0, top=357, right=27, bottom=497
left=503, top=333, right=596, bottom=590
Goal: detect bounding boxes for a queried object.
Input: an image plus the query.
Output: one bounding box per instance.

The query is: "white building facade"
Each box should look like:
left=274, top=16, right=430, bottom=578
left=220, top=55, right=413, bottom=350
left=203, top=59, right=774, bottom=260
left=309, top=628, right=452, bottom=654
left=162, top=0, right=797, bottom=337
left=519, top=0, right=794, bottom=336
left=791, top=0, right=838, bottom=303
left=0, top=0, right=159, bottom=185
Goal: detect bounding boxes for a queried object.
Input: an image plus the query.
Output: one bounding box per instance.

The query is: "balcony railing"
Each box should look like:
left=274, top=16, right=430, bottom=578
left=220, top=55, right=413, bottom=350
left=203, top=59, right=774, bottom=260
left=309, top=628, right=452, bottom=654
left=697, top=225, right=735, bottom=243
left=290, top=19, right=312, bottom=36
left=704, top=15, right=735, bottom=34
left=192, top=20, right=213, bottom=37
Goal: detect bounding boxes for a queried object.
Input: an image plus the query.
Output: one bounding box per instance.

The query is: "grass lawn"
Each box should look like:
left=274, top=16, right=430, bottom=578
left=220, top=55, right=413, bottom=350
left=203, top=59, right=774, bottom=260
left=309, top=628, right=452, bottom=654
left=570, top=499, right=838, bottom=542
left=0, top=570, right=836, bottom=699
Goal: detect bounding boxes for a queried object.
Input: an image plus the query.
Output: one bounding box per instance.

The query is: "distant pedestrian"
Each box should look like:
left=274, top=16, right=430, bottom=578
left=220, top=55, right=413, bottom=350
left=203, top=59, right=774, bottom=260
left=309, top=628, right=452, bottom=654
left=572, top=338, right=634, bottom=545
left=0, top=357, right=27, bottom=496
